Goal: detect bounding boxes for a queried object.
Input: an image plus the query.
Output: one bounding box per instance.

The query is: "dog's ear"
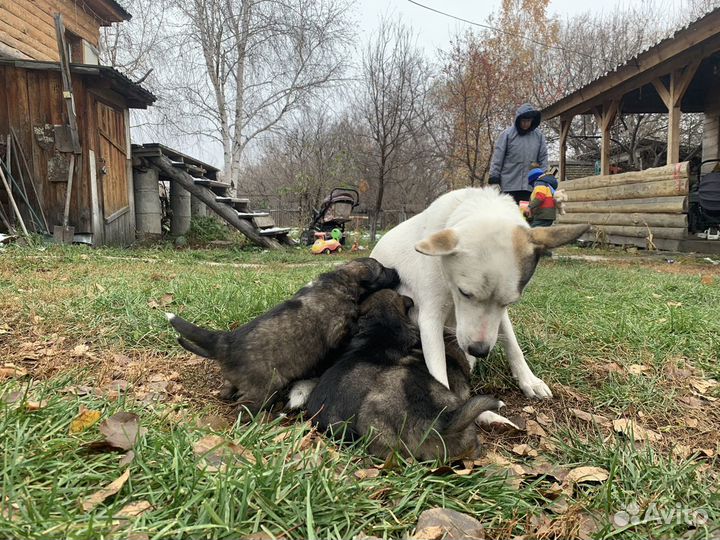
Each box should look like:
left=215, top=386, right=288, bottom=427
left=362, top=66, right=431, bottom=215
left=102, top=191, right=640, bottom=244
left=415, top=229, right=459, bottom=256
left=528, top=224, right=589, bottom=250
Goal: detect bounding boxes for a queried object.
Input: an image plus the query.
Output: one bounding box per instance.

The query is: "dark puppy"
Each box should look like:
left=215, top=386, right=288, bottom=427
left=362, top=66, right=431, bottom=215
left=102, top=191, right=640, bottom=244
left=166, top=258, right=399, bottom=413
left=306, top=289, right=502, bottom=461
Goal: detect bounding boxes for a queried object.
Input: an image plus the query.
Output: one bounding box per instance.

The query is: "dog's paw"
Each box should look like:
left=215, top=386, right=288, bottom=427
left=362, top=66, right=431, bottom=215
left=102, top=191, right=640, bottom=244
left=518, top=376, right=553, bottom=399
left=476, top=411, right=521, bottom=430
left=287, top=379, right=318, bottom=410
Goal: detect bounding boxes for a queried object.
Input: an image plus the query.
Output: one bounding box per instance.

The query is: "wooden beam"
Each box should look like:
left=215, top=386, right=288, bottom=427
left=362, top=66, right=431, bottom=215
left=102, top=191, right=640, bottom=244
left=595, top=100, right=619, bottom=176
left=53, top=14, right=81, bottom=154
left=559, top=117, right=572, bottom=182
left=652, top=78, right=671, bottom=108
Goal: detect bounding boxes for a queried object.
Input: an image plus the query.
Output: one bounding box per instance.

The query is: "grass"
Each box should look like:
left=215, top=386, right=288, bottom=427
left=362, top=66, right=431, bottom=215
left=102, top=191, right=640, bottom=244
left=1, top=242, right=719, bottom=539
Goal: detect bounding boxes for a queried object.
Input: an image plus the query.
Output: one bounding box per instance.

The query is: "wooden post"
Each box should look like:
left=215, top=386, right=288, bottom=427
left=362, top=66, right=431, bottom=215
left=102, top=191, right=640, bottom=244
left=53, top=15, right=81, bottom=154
left=652, top=60, right=700, bottom=165
left=559, top=117, right=572, bottom=181
left=594, top=100, right=619, bottom=176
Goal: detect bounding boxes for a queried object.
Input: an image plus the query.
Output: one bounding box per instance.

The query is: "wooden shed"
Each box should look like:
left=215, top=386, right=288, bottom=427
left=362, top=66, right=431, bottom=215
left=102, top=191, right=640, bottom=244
left=542, top=7, right=720, bottom=253
left=0, top=0, right=156, bottom=246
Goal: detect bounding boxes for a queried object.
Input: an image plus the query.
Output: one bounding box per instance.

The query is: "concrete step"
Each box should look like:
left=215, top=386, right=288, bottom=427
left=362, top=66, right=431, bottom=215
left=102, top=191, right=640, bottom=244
left=258, top=227, right=292, bottom=236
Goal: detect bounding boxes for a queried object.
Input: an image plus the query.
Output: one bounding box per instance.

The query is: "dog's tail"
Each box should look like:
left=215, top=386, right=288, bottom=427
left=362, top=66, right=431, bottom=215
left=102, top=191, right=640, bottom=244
left=165, top=312, right=219, bottom=359
left=444, top=395, right=501, bottom=434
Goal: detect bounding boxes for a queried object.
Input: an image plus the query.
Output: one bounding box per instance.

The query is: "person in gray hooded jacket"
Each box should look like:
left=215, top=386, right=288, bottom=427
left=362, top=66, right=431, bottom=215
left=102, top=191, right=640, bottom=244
left=488, top=103, right=548, bottom=204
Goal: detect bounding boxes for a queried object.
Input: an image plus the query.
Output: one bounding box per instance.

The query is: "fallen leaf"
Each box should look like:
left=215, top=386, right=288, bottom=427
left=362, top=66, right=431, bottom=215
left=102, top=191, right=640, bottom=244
left=159, top=293, right=174, bottom=306
left=682, top=417, right=699, bottom=428
left=651, top=293, right=663, bottom=299
left=414, top=508, right=484, bottom=540
left=427, top=466, right=473, bottom=477
left=25, top=400, right=48, bottom=411
left=672, top=444, right=692, bottom=459
left=546, top=495, right=569, bottom=515
left=568, top=408, right=611, bottom=427
left=511, top=444, right=538, bottom=457
left=72, top=344, right=90, bottom=356
left=627, top=364, right=650, bottom=375
left=147, top=299, right=160, bottom=309
left=522, top=406, right=536, bottom=414
left=690, top=378, right=718, bottom=394
left=1, top=391, right=23, bottom=404
left=474, top=452, right=511, bottom=467
left=354, top=468, right=380, bottom=480
left=0, top=364, right=28, bottom=380
left=115, top=500, right=152, bottom=519
left=95, top=283, right=106, bottom=293
left=536, top=412, right=553, bottom=427
left=196, top=415, right=231, bottom=432
left=680, top=396, right=704, bottom=408
left=564, top=466, right=609, bottom=484
left=613, top=418, right=663, bottom=442
left=562, top=466, right=609, bottom=496
left=701, top=274, right=714, bottom=286
left=70, top=408, right=102, bottom=434
left=80, top=469, right=130, bottom=512
left=413, top=526, right=444, bottom=540
left=526, top=419, right=548, bottom=438
left=666, top=301, right=682, bottom=308
left=193, top=434, right=256, bottom=471
left=99, top=412, right=145, bottom=450
left=119, top=450, right=135, bottom=466
left=60, top=385, right=95, bottom=396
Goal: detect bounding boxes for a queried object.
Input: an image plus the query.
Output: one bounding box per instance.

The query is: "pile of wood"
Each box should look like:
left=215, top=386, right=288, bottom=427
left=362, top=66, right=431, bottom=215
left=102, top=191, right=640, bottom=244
left=557, top=162, right=689, bottom=250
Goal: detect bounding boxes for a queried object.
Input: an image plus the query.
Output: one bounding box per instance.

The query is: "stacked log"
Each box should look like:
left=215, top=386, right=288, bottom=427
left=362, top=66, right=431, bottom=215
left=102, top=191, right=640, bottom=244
left=557, top=162, right=689, bottom=247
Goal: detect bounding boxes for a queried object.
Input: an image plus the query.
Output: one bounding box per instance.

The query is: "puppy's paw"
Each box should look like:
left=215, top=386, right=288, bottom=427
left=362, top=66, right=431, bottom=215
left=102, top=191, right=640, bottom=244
left=476, top=411, right=521, bottom=430
left=518, top=376, right=553, bottom=399
left=287, top=379, right=318, bottom=410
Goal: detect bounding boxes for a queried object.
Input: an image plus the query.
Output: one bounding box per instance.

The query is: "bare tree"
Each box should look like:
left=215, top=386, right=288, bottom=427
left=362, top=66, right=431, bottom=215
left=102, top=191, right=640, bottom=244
left=164, top=0, right=353, bottom=194
left=359, top=18, right=429, bottom=241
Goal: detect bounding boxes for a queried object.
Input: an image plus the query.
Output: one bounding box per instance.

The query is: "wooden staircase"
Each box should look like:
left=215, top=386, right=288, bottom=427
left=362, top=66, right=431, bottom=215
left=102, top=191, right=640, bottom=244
left=132, top=144, right=292, bottom=248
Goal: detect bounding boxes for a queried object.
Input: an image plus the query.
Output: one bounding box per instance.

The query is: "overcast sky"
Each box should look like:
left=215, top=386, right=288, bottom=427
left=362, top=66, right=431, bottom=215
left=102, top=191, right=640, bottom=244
left=352, top=0, right=687, bottom=54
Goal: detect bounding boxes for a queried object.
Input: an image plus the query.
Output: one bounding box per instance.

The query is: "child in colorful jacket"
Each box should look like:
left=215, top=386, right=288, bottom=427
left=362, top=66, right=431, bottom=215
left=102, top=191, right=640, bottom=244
left=526, top=168, right=558, bottom=227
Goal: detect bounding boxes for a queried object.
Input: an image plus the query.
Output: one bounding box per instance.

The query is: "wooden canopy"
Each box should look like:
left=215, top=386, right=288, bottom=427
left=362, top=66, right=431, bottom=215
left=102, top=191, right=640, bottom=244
left=542, top=7, right=720, bottom=180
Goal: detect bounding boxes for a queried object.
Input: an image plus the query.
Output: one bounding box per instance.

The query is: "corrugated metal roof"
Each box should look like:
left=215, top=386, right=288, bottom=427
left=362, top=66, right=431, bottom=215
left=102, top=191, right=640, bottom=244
left=543, top=5, right=720, bottom=117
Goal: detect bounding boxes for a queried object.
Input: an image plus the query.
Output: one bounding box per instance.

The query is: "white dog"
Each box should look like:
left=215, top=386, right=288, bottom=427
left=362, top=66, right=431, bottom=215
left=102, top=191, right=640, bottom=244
left=371, top=187, right=588, bottom=399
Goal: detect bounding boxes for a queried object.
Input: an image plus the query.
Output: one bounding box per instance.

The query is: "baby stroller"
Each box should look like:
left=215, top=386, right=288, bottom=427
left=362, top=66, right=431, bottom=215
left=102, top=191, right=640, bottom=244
left=689, top=159, right=720, bottom=239
left=300, top=188, right=360, bottom=245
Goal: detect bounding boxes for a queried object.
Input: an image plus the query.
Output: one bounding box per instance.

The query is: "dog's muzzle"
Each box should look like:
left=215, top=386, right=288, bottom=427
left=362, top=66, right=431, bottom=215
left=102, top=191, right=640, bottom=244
left=468, top=342, right=492, bottom=359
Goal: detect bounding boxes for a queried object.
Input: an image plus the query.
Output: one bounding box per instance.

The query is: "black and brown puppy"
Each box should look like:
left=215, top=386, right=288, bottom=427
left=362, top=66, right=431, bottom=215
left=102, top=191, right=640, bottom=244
left=166, top=258, right=399, bottom=413
left=306, top=289, right=502, bottom=461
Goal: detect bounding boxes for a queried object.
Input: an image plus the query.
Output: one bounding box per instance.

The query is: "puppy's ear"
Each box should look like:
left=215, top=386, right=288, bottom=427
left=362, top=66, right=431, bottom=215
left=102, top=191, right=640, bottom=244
left=415, top=229, right=459, bottom=256
left=528, top=224, right=589, bottom=251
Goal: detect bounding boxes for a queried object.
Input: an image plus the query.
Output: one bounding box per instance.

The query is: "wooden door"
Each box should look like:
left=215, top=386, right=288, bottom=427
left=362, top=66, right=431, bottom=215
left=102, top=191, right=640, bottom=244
left=96, top=100, right=129, bottom=223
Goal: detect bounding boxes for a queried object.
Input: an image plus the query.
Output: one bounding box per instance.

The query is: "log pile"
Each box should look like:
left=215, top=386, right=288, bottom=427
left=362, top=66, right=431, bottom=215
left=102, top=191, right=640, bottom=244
left=557, top=162, right=689, bottom=249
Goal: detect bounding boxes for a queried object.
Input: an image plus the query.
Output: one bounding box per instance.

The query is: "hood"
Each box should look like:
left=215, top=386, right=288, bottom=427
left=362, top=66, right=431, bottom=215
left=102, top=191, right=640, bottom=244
left=533, top=174, right=558, bottom=190
left=514, top=103, right=541, bottom=134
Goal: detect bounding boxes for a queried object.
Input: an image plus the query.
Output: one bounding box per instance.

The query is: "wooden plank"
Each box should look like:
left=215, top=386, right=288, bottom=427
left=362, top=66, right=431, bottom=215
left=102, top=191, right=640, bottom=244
left=564, top=196, right=687, bottom=214
left=237, top=211, right=270, bottom=218
left=0, top=66, right=8, bottom=134
left=590, top=224, right=686, bottom=240
left=0, top=28, right=53, bottom=60
left=0, top=5, right=58, bottom=54
left=53, top=15, right=81, bottom=153
left=252, top=215, right=276, bottom=229
left=580, top=232, right=681, bottom=251
left=563, top=163, right=689, bottom=191
left=559, top=117, right=571, bottom=182
left=567, top=178, right=688, bottom=202
left=259, top=227, right=291, bottom=236
left=23, top=0, right=101, bottom=45
left=193, top=178, right=231, bottom=190
left=557, top=212, right=687, bottom=228
left=89, top=149, right=103, bottom=245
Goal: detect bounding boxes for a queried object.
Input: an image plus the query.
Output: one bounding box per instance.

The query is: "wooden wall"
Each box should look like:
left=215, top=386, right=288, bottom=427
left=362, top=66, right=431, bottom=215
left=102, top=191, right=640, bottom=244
left=557, top=163, right=690, bottom=251
left=0, top=64, right=135, bottom=245
left=0, top=0, right=103, bottom=61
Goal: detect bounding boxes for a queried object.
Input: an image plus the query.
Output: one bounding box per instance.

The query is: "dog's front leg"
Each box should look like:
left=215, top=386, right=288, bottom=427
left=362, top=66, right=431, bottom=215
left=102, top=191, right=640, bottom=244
left=419, top=310, right=451, bottom=389
left=499, top=310, right=553, bottom=399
